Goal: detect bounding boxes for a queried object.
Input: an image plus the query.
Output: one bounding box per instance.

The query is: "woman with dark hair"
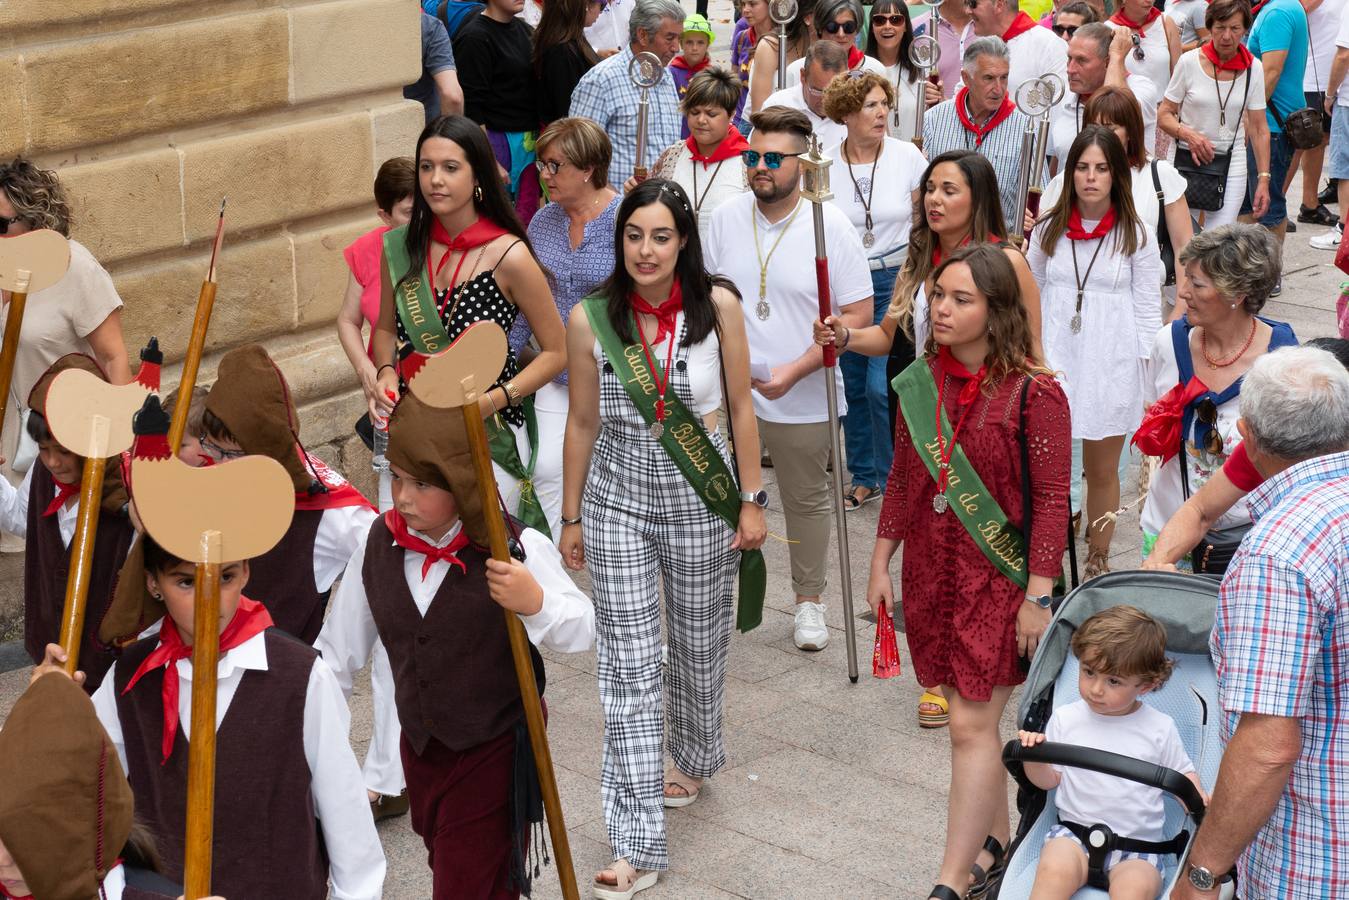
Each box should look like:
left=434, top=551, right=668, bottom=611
left=371, top=115, right=566, bottom=538
left=560, top=179, right=766, bottom=899
left=784, top=0, right=886, bottom=85
left=865, top=0, right=942, bottom=141
left=749, top=1, right=811, bottom=113
left=649, top=68, right=751, bottom=231
left=533, top=0, right=604, bottom=126
left=824, top=243, right=1069, bottom=900
left=1028, top=125, right=1162, bottom=578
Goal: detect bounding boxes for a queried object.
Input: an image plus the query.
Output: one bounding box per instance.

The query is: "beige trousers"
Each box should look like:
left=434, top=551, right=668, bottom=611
left=757, top=417, right=834, bottom=597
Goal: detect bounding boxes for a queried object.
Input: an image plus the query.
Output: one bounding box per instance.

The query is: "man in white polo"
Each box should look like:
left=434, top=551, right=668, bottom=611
left=1050, top=22, right=1157, bottom=164
left=762, top=40, right=850, bottom=150
left=704, top=106, right=873, bottom=652
left=964, top=0, right=1067, bottom=97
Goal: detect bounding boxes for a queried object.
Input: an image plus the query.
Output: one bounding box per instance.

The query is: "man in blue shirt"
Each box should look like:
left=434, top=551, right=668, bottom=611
left=404, top=12, right=465, bottom=123
left=1240, top=0, right=1309, bottom=286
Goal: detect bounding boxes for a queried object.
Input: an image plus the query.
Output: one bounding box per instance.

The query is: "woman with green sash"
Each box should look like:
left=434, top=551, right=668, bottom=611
left=369, top=116, right=566, bottom=538
left=559, top=180, right=767, bottom=900
left=821, top=244, right=1070, bottom=900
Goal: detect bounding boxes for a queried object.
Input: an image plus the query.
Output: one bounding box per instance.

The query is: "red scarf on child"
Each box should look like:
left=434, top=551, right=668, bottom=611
left=385, top=509, right=470, bottom=580
left=955, top=88, right=1016, bottom=146
left=1002, top=11, right=1040, bottom=42
left=628, top=279, right=684, bottom=346
left=1065, top=206, right=1117, bottom=240
left=42, top=478, right=79, bottom=517
left=1110, top=6, right=1162, bottom=35
left=1201, top=40, right=1254, bottom=71
left=670, top=55, right=712, bottom=73
left=686, top=127, right=751, bottom=169
left=122, top=598, right=274, bottom=764
left=936, top=345, right=989, bottom=405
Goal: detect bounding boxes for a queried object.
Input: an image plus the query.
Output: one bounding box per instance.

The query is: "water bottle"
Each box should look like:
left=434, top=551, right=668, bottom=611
left=372, top=415, right=393, bottom=512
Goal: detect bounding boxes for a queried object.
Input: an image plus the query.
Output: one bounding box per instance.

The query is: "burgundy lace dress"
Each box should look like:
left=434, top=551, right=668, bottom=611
left=877, top=360, right=1071, bottom=701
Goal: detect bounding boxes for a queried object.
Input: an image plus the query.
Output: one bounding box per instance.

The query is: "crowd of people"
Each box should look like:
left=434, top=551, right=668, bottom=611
left=1, top=0, right=1348, bottom=897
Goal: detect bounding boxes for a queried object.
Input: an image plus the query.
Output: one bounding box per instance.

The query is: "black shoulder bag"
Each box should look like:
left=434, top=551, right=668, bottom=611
left=1173, top=67, right=1250, bottom=212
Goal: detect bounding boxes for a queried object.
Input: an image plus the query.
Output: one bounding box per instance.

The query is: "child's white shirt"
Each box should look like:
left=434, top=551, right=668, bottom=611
left=1046, top=698, right=1196, bottom=842
left=0, top=466, right=76, bottom=545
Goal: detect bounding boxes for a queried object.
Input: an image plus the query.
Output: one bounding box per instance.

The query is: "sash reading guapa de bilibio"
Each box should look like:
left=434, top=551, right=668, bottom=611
left=382, top=225, right=550, bottom=538
left=892, top=359, right=1032, bottom=589
left=583, top=297, right=766, bottom=632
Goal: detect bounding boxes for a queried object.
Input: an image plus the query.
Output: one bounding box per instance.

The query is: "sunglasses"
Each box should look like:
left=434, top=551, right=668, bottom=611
left=1194, top=398, right=1224, bottom=456
left=534, top=159, right=568, bottom=175
left=824, top=19, right=859, bottom=34
left=0, top=215, right=15, bottom=236
left=872, top=13, right=906, bottom=26
left=1132, top=33, right=1145, bottom=60
left=741, top=150, right=803, bottom=169
left=1052, top=23, right=1079, bottom=36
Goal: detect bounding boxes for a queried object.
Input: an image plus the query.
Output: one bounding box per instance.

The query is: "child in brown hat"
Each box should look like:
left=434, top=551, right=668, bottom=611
left=316, top=390, right=594, bottom=900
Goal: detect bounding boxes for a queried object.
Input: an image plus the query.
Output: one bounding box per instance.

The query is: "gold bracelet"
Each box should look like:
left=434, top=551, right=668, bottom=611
left=486, top=389, right=501, bottom=413
left=503, top=380, right=523, bottom=407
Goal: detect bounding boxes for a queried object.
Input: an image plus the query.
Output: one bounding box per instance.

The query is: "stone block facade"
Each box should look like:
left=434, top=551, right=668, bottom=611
left=1, top=0, right=427, bottom=497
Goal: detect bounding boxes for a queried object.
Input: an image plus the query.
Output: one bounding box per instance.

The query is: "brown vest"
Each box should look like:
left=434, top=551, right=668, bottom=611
left=244, top=507, right=328, bottom=643
left=23, top=461, right=135, bottom=693
left=112, top=629, right=329, bottom=900
left=362, top=517, right=545, bottom=754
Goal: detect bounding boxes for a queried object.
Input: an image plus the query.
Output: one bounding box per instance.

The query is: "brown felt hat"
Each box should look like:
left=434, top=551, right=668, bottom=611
left=386, top=390, right=490, bottom=546
left=28, top=353, right=129, bottom=514
left=203, top=344, right=311, bottom=493
left=99, top=537, right=164, bottom=648
left=0, top=673, right=134, bottom=900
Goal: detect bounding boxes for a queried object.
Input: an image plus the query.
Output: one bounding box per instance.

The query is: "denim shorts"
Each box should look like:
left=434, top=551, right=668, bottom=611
left=1242, top=129, right=1295, bottom=226
left=1044, top=824, right=1167, bottom=874
left=1329, top=103, right=1349, bottom=181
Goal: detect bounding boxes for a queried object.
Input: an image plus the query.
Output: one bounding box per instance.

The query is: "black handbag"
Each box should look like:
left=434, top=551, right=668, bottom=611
left=1178, top=417, right=1250, bottom=575
left=1151, top=160, right=1175, bottom=286
left=1271, top=99, right=1325, bottom=150
left=1173, top=69, right=1250, bottom=212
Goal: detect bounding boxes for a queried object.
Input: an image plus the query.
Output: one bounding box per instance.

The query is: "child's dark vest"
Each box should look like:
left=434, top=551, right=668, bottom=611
left=362, top=516, right=545, bottom=754
left=112, top=628, right=329, bottom=900
left=24, top=461, right=134, bottom=693
left=244, top=508, right=328, bottom=644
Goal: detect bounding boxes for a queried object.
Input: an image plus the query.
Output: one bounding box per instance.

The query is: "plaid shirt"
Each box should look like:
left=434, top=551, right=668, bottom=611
left=568, top=46, right=681, bottom=184
left=1212, top=450, right=1349, bottom=900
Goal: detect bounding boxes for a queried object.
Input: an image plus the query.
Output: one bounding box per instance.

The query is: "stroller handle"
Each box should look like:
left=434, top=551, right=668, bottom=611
left=1002, top=740, right=1207, bottom=823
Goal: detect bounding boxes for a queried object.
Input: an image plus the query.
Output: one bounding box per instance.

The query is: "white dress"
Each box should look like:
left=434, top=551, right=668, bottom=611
left=1027, top=219, right=1163, bottom=439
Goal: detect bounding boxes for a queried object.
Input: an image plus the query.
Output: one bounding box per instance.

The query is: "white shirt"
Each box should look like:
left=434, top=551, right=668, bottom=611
left=91, top=632, right=387, bottom=900
left=1040, top=158, right=1188, bottom=242
left=1047, top=75, right=1160, bottom=163
left=782, top=53, right=888, bottom=88
left=1305, top=0, right=1346, bottom=90
left=1123, top=16, right=1174, bottom=106
left=882, top=63, right=925, bottom=142
left=651, top=140, right=750, bottom=234
left=1046, top=698, right=1196, bottom=842
left=1164, top=50, right=1266, bottom=161
left=761, top=84, right=849, bottom=149
left=960, top=20, right=1067, bottom=98
left=0, top=464, right=78, bottom=546
left=1167, top=0, right=1209, bottom=47
left=825, top=136, right=928, bottom=255
left=314, top=504, right=378, bottom=591
left=704, top=193, right=873, bottom=423
left=317, top=521, right=595, bottom=703
left=590, top=311, right=725, bottom=416
left=584, top=0, right=632, bottom=54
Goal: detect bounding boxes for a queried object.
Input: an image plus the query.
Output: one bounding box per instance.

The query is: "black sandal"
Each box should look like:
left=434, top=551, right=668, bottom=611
left=928, top=886, right=962, bottom=900
left=967, top=835, right=1008, bottom=898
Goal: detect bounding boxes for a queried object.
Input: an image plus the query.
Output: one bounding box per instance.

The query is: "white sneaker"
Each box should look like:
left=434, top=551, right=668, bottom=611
left=1310, top=224, right=1343, bottom=250
left=793, top=601, right=829, bottom=650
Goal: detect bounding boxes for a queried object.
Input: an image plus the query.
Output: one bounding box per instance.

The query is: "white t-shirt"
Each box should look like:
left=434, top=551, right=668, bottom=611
left=1040, top=158, right=1188, bottom=235
left=960, top=21, right=1068, bottom=98
left=1046, top=698, right=1196, bottom=842
left=1167, top=0, right=1208, bottom=47
left=761, top=84, right=850, bottom=149
left=825, top=136, right=928, bottom=255
left=1164, top=50, right=1266, bottom=161
left=783, top=53, right=888, bottom=87
left=883, top=62, right=925, bottom=143
left=1306, top=0, right=1346, bottom=90
left=1048, top=76, right=1159, bottom=162
left=704, top=193, right=874, bottom=423
left=1337, top=7, right=1349, bottom=106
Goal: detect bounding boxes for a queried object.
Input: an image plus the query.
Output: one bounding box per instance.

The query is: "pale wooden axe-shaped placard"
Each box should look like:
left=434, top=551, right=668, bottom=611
left=0, top=230, right=72, bottom=442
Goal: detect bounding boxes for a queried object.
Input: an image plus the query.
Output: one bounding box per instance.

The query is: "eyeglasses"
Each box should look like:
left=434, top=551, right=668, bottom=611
left=1193, top=398, right=1225, bottom=456
left=199, top=437, right=247, bottom=462
left=741, top=150, right=804, bottom=169
left=0, top=216, right=14, bottom=236
left=534, top=159, right=569, bottom=175
left=871, top=13, right=906, bottom=26
left=1052, top=23, right=1079, bottom=36
left=823, top=19, right=859, bottom=34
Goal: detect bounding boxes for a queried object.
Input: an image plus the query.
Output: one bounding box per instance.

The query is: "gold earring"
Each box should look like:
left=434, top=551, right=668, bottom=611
left=473, top=185, right=484, bottom=202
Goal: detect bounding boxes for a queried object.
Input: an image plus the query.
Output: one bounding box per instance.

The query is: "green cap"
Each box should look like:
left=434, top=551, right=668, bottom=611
left=682, top=13, right=715, bottom=42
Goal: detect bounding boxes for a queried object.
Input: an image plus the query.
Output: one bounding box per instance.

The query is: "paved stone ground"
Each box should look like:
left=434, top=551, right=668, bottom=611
left=1, top=8, right=1344, bottom=893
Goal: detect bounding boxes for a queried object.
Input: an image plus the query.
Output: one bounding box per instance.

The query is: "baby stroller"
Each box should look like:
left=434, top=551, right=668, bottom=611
left=996, top=570, right=1231, bottom=899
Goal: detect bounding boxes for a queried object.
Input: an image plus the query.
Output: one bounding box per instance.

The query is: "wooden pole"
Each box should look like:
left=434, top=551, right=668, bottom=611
left=0, top=269, right=32, bottom=439
left=182, top=530, right=222, bottom=900
left=56, top=415, right=110, bottom=675
left=458, top=376, right=579, bottom=900
left=168, top=200, right=226, bottom=454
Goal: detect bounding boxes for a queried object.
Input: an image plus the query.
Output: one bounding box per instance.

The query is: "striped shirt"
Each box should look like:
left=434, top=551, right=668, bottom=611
left=922, top=97, right=1040, bottom=229
left=569, top=46, right=682, bottom=184
left=1211, top=449, right=1349, bottom=900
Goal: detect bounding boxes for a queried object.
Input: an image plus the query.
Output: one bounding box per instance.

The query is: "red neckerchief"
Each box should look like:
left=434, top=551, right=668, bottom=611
left=932, top=347, right=987, bottom=497
left=385, top=509, right=470, bottom=580
left=936, top=344, right=989, bottom=406
left=1002, top=10, right=1039, bottom=41
left=43, top=477, right=78, bottom=517
left=1066, top=205, right=1117, bottom=240
left=628, top=278, right=684, bottom=346
left=1201, top=40, right=1253, bottom=71
left=847, top=45, right=865, bottom=69
left=293, top=449, right=376, bottom=511
left=954, top=88, right=1016, bottom=146
left=1110, top=6, right=1162, bottom=35
left=0, top=883, right=34, bottom=899
left=428, top=216, right=510, bottom=311
left=687, top=126, right=751, bottom=169
left=1131, top=376, right=1209, bottom=462
left=670, top=55, right=711, bottom=73
left=121, top=598, right=273, bottom=764
left=931, top=234, right=976, bottom=268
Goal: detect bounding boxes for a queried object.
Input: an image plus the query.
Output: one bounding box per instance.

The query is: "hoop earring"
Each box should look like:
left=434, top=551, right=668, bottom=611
left=473, top=185, right=483, bottom=202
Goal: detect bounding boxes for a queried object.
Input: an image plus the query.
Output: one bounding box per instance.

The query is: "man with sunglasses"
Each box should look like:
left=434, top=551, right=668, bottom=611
left=1049, top=23, right=1156, bottom=166
left=703, top=106, right=873, bottom=653
left=961, top=0, right=1066, bottom=98
left=763, top=40, right=851, bottom=150
left=781, top=0, right=886, bottom=87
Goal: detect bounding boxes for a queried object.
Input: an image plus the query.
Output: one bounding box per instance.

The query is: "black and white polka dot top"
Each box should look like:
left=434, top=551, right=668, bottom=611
left=396, top=240, right=525, bottom=427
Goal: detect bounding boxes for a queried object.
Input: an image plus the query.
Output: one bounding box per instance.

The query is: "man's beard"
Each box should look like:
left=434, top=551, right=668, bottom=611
left=751, top=174, right=794, bottom=203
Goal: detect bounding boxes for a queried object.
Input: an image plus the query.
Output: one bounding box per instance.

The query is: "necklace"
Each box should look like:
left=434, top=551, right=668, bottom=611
left=843, top=138, right=882, bottom=249
left=932, top=373, right=979, bottom=513
left=690, top=159, right=726, bottom=214
left=633, top=309, right=678, bottom=438
left=751, top=199, right=803, bottom=321
left=1200, top=317, right=1258, bottom=369
left=1068, top=224, right=1109, bottom=335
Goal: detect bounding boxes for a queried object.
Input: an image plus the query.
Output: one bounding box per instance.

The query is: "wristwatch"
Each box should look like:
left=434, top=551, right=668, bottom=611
left=739, top=489, right=769, bottom=508
left=1024, top=593, right=1054, bottom=609
left=1186, top=862, right=1232, bottom=892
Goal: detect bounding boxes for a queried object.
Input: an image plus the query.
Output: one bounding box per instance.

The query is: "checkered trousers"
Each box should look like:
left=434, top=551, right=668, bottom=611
left=582, top=326, right=739, bottom=872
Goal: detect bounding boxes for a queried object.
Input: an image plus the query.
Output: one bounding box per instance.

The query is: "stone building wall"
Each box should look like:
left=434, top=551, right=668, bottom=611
left=1, top=0, right=428, bottom=498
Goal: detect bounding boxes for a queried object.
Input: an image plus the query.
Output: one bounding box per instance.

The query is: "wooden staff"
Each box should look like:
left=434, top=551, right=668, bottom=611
left=406, top=324, right=578, bottom=900
left=0, top=229, right=71, bottom=440
left=130, top=394, right=295, bottom=898
left=168, top=199, right=226, bottom=454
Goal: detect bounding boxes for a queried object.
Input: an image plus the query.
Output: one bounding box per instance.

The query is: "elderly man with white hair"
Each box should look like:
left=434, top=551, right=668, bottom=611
left=570, top=0, right=685, bottom=183
left=1171, top=345, right=1349, bottom=900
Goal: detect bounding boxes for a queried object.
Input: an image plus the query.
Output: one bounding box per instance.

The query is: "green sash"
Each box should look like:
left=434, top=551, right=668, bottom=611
left=583, top=297, right=766, bottom=632
left=382, top=225, right=549, bottom=538
left=892, top=360, right=1030, bottom=590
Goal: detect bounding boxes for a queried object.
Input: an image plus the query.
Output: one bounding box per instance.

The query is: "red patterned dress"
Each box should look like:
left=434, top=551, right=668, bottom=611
left=877, top=358, right=1071, bottom=701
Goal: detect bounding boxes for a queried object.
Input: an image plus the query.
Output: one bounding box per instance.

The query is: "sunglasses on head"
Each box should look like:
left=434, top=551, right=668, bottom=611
left=741, top=150, right=803, bottom=169
left=1194, top=398, right=1225, bottom=456
left=824, top=19, right=859, bottom=34
left=1052, top=23, right=1079, bottom=36
left=872, top=13, right=906, bottom=26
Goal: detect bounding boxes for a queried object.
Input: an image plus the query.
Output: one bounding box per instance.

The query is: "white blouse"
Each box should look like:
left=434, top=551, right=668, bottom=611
left=591, top=310, right=725, bottom=416
left=651, top=141, right=750, bottom=234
